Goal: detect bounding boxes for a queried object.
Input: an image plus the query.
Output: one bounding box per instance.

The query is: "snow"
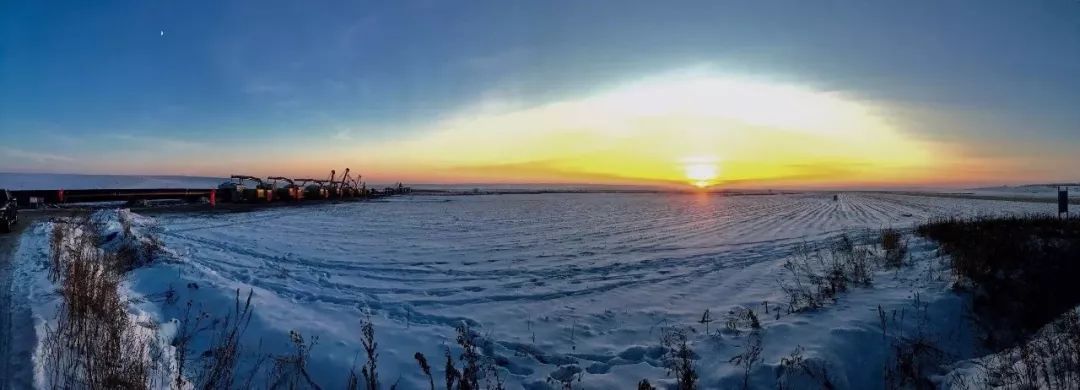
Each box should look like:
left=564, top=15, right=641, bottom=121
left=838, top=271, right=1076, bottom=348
left=11, top=211, right=177, bottom=388
left=10, top=192, right=1062, bottom=388
left=10, top=223, right=55, bottom=388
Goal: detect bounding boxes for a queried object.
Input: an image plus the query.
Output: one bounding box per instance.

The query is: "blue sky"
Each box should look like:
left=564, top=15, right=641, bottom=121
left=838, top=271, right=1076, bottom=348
left=2, top=1, right=1079, bottom=185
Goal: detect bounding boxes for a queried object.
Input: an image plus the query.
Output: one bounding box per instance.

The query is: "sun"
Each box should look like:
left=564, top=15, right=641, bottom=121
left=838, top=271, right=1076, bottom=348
left=683, top=159, right=719, bottom=188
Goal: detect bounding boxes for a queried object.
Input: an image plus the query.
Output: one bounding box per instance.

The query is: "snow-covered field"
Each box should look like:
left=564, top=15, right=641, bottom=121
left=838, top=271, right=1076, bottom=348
left=10, top=192, right=1062, bottom=388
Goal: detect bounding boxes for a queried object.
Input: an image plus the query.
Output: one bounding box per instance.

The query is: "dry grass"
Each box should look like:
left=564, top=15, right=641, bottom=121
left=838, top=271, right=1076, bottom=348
left=778, top=230, right=912, bottom=313
left=177, top=289, right=264, bottom=389
left=42, top=216, right=160, bottom=389
left=880, top=227, right=908, bottom=268
left=776, top=345, right=835, bottom=390
left=778, top=235, right=876, bottom=312
left=266, top=330, right=322, bottom=389
left=346, top=319, right=384, bottom=390
left=406, top=323, right=507, bottom=390
left=661, top=327, right=699, bottom=390
left=917, top=215, right=1080, bottom=348
left=729, top=329, right=762, bottom=390
left=879, top=293, right=947, bottom=390
left=949, top=308, right=1080, bottom=390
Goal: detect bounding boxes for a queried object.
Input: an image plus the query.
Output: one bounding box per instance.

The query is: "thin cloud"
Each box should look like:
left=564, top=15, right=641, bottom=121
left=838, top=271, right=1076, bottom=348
left=105, top=134, right=206, bottom=150
left=1, top=148, right=75, bottom=163
left=332, top=129, right=353, bottom=141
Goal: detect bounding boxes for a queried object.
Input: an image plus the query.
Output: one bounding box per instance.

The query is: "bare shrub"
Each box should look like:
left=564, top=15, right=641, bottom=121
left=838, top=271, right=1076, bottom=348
left=110, top=211, right=161, bottom=273
left=881, top=293, right=946, bottom=390
left=443, top=348, right=460, bottom=390
left=917, top=215, right=1080, bottom=348
left=267, top=330, right=322, bottom=389
left=778, top=233, right=889, bottom=313
left=729, top=330, right=762, bottom=390
left=637, top=379, right=657, bottom=389
left=724, top=307, right=761, bottom=335
left=656, top=327, right=697, bottom=390
left=171, top=300, right=203, bottom=389
left=776, top=345, right=835, bottom=390
left=778, top=243, right=828, bottom=311
left=779, top=236, right=875, bottom=312
left=185, top=289, right=261, bottom=390
left=350, top=319, right=379, bottom=390
left=881, top=227, right=902, bottom=252
left=546, top=364, right=582, bottom=390
left=833, top=236, right=873, bottom=285
left=963, top=308, right=1080, bottom=389
left=48, top=220, right=68, bottom=281
left=414, top=352, right=435, bottom=390
left=412, top=323, right=506, bottom=390
left=42, top=217, right=159, bottom=389
left=880, top=228, right=908, bottom=268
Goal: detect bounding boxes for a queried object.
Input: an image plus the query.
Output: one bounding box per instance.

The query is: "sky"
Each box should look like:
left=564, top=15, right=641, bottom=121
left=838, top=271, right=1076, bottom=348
left=2, top=1, right=1079, bottom=189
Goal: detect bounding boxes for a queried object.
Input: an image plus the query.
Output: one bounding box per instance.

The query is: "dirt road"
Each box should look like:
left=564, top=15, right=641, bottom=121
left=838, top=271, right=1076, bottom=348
left=0, top=212, right=45, bottom=389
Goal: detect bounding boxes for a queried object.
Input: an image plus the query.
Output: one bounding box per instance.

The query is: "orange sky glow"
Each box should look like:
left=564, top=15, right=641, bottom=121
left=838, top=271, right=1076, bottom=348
left=269, top=71, right=1022, bottom=189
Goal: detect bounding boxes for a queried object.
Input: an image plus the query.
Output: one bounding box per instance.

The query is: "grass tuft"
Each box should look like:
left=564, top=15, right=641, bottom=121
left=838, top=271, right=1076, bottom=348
left=916, top=215, right=1080, bottom=347
left=42, top=216, right=159, bottom=389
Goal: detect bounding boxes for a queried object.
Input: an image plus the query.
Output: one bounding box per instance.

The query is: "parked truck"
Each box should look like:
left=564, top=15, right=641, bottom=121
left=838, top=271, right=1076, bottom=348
left=220, top=175, right=274, bottom=203
left=269, top=177, right=304, bottom=201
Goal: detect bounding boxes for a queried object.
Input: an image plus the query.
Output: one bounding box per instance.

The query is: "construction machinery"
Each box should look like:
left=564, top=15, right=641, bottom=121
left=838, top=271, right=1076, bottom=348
left=325, top=170, right=343, bottom=199
left=4, top=166, right=407, bottom=209
left=338, top=168, right=361, bottom=198
left=384, top=182, right=412, bottom=195
left=218, top=176, right=247, bottom=203
left=268, top=177, right=303, bottom=201
left=296, top=178, right=328, bottom=200
left=220, top=175, right=273, bottom=203
left=350, top=175, right=363, bottom=197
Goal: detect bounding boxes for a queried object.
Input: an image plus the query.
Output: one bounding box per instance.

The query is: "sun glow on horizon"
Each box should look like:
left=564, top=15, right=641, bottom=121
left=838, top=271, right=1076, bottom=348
left=343, top=69, right=945, bottom=187
left=683, top=157, right=720, bottom=188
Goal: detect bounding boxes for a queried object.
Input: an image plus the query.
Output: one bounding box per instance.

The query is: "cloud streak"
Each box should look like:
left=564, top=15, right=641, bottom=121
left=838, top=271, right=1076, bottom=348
left=1, top=148, right=75, bottom=164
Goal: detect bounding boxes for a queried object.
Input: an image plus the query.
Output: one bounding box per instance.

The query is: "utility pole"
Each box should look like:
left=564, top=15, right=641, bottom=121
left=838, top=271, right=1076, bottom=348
left=1060, top=186, right=1070, bottom=218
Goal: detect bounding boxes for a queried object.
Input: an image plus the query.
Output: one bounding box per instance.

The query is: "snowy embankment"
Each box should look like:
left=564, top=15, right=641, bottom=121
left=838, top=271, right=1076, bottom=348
left=9, top=193, right=1060, bottom=388
left=12, top=210, right=177, bottom=388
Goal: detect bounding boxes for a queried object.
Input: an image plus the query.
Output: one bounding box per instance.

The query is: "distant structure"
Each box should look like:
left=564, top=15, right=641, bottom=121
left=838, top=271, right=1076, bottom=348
left=1060, top=186, right=1069, bottom=217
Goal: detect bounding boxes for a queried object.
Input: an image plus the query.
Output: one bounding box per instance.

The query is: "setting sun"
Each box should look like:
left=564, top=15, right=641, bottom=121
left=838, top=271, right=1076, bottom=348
left=346, top=70, right=941, bottom=188
left=683, top=157, right=720, bottom=188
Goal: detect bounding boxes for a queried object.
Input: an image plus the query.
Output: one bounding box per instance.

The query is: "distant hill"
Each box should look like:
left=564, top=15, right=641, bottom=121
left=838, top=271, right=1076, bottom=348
left=968, top=183, right=1080, bottom=199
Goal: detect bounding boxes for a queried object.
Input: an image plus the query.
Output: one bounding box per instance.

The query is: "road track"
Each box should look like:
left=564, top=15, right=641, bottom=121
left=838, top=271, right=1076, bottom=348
left=0, top=211, right=49, bottom=390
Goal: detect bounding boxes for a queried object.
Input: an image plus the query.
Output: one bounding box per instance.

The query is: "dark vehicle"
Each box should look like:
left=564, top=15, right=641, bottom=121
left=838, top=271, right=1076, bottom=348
left=269, top=177, right=304, bottom=201
left=0, top=189, right=18, bottom=233
left=219, top=175, right=273, bottom=203
left=296, top=179, right=329, bottom=199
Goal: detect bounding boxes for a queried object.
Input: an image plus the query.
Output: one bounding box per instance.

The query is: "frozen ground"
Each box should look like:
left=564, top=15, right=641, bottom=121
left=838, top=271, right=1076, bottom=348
left=10, top=192, right=1062, bottom=388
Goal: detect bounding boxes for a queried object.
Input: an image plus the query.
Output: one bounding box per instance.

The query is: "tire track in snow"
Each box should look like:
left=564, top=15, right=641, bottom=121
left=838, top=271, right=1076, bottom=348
left=151, top=192, right=1056, bottom=383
